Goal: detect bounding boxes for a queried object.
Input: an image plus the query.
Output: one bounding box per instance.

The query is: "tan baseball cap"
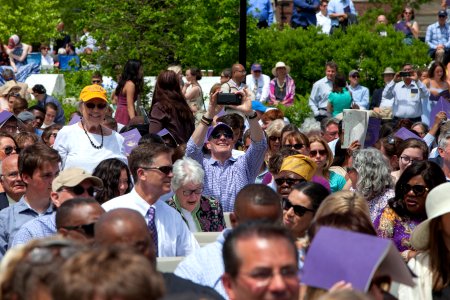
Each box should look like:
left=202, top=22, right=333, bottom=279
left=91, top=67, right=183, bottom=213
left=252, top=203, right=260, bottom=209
left=52, top=168, right=103, bottom=192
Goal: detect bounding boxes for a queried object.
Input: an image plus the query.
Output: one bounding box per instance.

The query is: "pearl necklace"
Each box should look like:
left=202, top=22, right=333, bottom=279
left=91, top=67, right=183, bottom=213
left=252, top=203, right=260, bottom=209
left=277, top=78, right=286, bottom=92
left=81, top=121, right=104, bottom=149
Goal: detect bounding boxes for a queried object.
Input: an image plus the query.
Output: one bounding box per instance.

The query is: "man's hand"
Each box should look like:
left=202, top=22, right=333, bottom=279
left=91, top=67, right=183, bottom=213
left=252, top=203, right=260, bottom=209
left=205, top=91, right=224, bottom=119
left=233, top=89, right=253, bottom=115
left=410, top=70, right=419, bottom=82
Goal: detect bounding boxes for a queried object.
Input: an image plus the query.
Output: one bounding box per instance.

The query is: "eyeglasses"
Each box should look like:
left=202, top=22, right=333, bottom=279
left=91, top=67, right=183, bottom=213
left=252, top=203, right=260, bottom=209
left=85, top=102, right=107, bottom=110
left=439, top=15, right=447, bottom=19
left=283, top=143, right=304, bottom=150
left=63, top=185, right=99, bottom=197
left=91, top=80, right=101, bottom=84
left=269, top=136, right=281, bottom=142
left=41, top=47, right=50, bottom=51
left=140, top=165, right=173, bottom=175
left=282, top=198, right=315, bottom=217
left=351, top=75, right=360, bottom=78
left=8, top=93, right=20, bottom=98
left=1, top=171, right=20, bottom=179
left=239, top=266, right=298, bottom=287
left=61, top=223, right=96, bottom=237
left=400, top=155, right=422, bottom=165
left=211, top=131, right=233, bottom=140
left=275, top=177, right=305, bottom=186
left=26, top=240, right=82, bottom=264
left=403, top=184, right=428, bottom=196
left=182, top=188, right=203, bottom=196
left=404, top=12, right=413, bottom=15
left=2, top=146, right=18, bottom=156
left=237, top=70, right=247, bottom=75
left=309, top=149, right=327, bottom=157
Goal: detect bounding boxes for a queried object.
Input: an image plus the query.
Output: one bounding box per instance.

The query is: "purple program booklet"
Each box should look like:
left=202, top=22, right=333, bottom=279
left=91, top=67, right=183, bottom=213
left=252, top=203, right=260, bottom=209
left=429, top=96, right=450, bottom=124
left=0, top=111, right=14, bottom=125
left=394, top=127, right=422, bottom=141
left=302, top=227, right=414, bottom=292
left=121, top=128, right=141, bottom=155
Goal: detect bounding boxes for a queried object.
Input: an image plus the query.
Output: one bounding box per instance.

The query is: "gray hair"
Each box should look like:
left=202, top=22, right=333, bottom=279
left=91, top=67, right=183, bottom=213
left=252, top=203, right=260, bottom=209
left=438, top=130, right=450, bottom=150
left=300, top=117, right=321, bottom=136
left=265, top=119, right=285, bottom=137
left=353, top=148, right=393, bottom=199
left=171, top=157, right=204, bottom=191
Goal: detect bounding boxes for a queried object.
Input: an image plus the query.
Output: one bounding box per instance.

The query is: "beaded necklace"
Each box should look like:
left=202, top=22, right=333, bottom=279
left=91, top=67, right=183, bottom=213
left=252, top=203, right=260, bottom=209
left=81, top=121, right=103, bottom=149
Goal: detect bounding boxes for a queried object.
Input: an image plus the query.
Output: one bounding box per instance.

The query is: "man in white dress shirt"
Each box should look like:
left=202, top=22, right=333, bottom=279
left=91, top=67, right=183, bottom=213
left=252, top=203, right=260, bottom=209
left=102, top=143, right=198, bottom=257
left=245, top=63, right=270, bottom=103
left=316, top=0, right=332, bottom=35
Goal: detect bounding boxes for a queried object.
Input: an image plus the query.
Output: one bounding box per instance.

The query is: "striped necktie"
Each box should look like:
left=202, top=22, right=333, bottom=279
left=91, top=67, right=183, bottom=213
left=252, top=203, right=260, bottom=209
left=147, top=207, right=158, bottom=257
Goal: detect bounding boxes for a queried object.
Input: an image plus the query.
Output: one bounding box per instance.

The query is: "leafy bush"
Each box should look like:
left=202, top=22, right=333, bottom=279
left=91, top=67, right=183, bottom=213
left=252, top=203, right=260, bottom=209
left=277, top=94, right=313, bottom=127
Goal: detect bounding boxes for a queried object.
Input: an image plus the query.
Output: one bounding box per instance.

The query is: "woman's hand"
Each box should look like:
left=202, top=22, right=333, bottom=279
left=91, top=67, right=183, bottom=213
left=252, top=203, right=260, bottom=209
left=329, top=280, right=353, bottom=292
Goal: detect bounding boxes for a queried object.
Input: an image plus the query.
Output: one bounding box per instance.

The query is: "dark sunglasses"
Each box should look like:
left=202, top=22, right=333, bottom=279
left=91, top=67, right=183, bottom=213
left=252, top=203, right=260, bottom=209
left=211, top=131, right=233, bottom=140
left=3, top=146, right=18, bottom=156
left=64, top=185, right=98, bottom=197
left=91, top=80, right=101, bottom=84
left=61, top=223, right=95, bottom=237
left=140, top=165, right=173, bottom=175
left=284, top=143, right=304, bottom=150
left=351, top=75, right=360, bottom=78
left=282, top=198, right=315, bottom=217
left=269, top=136, right=281, bottom=142
left=85, top=102, right=107, bottom=110
left=403, top=184, right=428, bottom=196
left=275, top=177, right=305, bottom=186
left=309, top=149, right=327, bottom=157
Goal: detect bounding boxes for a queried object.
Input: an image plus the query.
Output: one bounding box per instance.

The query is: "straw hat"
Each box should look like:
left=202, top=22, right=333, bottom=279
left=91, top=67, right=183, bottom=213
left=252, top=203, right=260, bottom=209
left=411, top=182, right=450, bottom=250
left=272, top=62, right=291, bottom=76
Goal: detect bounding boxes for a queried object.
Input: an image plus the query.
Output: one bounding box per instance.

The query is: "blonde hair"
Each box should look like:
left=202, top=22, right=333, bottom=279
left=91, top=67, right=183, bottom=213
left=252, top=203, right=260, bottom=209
left=314, top=190, right=370, bottom=220
left=308, top=135, right=334, bottom=173
left=265, top=119, right=285, bottom=138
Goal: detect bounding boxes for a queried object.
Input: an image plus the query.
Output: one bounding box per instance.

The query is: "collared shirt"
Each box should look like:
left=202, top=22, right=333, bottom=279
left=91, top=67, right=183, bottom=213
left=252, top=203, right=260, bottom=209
left=185, top=137, right=267, bottom=212
left=382, top=80, right=430, bottom=118
left=175, top=229, right=230, bottom=299
left=246, top=74, right=270, bottom=102
left=247, top=0, right=274, bottom=25
left=309, top=76, right=333, bottom=116
left=11, top=212, right=56, bottom=247
left=0, top=197, right=54, bottom=257
left=328, top=0, right=357, bottom=27
left=102, top=188, right=199, bottom=257
left=425, top=22, right=450, bottom=49
left=348, top=84, right=370, bottom=109
left=316, top=12, right=331, bottom=34
left=37, top=94, right=65, bottom=125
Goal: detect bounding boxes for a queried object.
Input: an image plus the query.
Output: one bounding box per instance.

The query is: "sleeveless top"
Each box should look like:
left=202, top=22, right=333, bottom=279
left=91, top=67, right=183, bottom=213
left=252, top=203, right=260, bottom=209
left=395, top=20, right=415, bottom=38
left=186, top=84, right=204, bottom=111
left=12, top=46, right=27, bottom=67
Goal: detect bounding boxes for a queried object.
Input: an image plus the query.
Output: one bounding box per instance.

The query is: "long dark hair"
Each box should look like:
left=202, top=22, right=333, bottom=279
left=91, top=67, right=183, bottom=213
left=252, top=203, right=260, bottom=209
left=150, top=70, right=195, bottom=124
left=92, top=158, right=132, bottom=204
left=115, top=59, right=144, bottom=97
left=429, top=218, right=450, bottom=291
left=389, top=161, right=446, bottom=217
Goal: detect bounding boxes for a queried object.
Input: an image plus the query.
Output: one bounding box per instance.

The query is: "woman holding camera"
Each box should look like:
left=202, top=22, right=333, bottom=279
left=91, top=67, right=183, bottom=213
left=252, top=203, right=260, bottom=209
left=268, top=62, right=295, bottom=107
left=148, top=70, right=195, bottom=145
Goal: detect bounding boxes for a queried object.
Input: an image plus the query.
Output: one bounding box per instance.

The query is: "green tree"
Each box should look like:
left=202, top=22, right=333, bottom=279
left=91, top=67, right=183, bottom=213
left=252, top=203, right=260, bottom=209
left=0, top=0, right=60, bottom=44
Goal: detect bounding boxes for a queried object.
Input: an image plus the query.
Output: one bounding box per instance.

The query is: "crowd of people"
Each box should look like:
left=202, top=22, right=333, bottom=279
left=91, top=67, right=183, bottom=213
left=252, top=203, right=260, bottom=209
left=0, top=3, right=448, bottom=300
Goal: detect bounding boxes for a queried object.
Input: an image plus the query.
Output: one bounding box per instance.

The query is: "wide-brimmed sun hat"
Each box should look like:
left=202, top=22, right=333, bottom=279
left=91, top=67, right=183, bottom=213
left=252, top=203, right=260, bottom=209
left=411, top=182, right=450, bottom=250
left=272, top=62, right=291, bottom=76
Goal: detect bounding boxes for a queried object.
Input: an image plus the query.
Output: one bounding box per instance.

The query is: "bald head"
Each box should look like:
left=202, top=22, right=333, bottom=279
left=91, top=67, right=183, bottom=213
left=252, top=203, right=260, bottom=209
left=95, top=208, right=155, bottom=264
left=231, top=184, right=283, bottom=227
left=0, top=154, right=25, bottom=201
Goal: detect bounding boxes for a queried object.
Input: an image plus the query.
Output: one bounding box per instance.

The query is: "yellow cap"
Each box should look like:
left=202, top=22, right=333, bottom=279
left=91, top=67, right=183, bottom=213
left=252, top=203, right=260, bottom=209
left=79, top=84, right=108, bottom=102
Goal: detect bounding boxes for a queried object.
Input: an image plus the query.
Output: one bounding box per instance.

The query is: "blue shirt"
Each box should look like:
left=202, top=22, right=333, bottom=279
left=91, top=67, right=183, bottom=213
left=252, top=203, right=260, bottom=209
left=309, top=76, right=333, bottom=116
left=186, top=137, right=267, bottom=212
left=247, top=0, right=274, bottom=25
left=37, top=94, right=65, bottom=125
left=328, top=0, right=357, bottom=27
left=11, top=212, right=56, bottom=247
left=348, top=84, right=370, bottom=110
left=425, top=22, right=450, bottom=49
left=175, top=229, right=230, bottom=299
left=291, top=0, right=320, bottom=27
left=0, top=197, right=54, bottom=258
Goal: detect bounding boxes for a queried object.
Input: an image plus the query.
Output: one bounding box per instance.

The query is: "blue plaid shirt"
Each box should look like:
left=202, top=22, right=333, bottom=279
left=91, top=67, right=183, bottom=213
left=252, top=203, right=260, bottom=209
left=186, top=137, right=267, bottom=212
left=11, top=212, right=57, bottom=247
left=426, top=22, right=450, bottom=49
left=0, top=197, right=54, bottom=258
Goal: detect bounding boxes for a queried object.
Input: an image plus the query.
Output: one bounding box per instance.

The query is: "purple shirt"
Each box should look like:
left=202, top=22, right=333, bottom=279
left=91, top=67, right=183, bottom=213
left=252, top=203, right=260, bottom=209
left=186, top=138, right=267, bottom=212
left=373, top=205, right=425, bottom=252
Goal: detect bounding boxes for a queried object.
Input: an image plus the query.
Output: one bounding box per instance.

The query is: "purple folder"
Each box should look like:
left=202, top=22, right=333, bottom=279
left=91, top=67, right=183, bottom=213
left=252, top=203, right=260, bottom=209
left=121, top=128, right=141, bottom=155
left=429, top=96, right=450, bottom=125
left=68, top=115, right=81, bottom=125
left=0, top=111, right=14, bottom=125
left=394, top=127, right=422, bottom=141
left=302, top=227, right=414, bottom=292
left=364, top=117, right=381, bottom=148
